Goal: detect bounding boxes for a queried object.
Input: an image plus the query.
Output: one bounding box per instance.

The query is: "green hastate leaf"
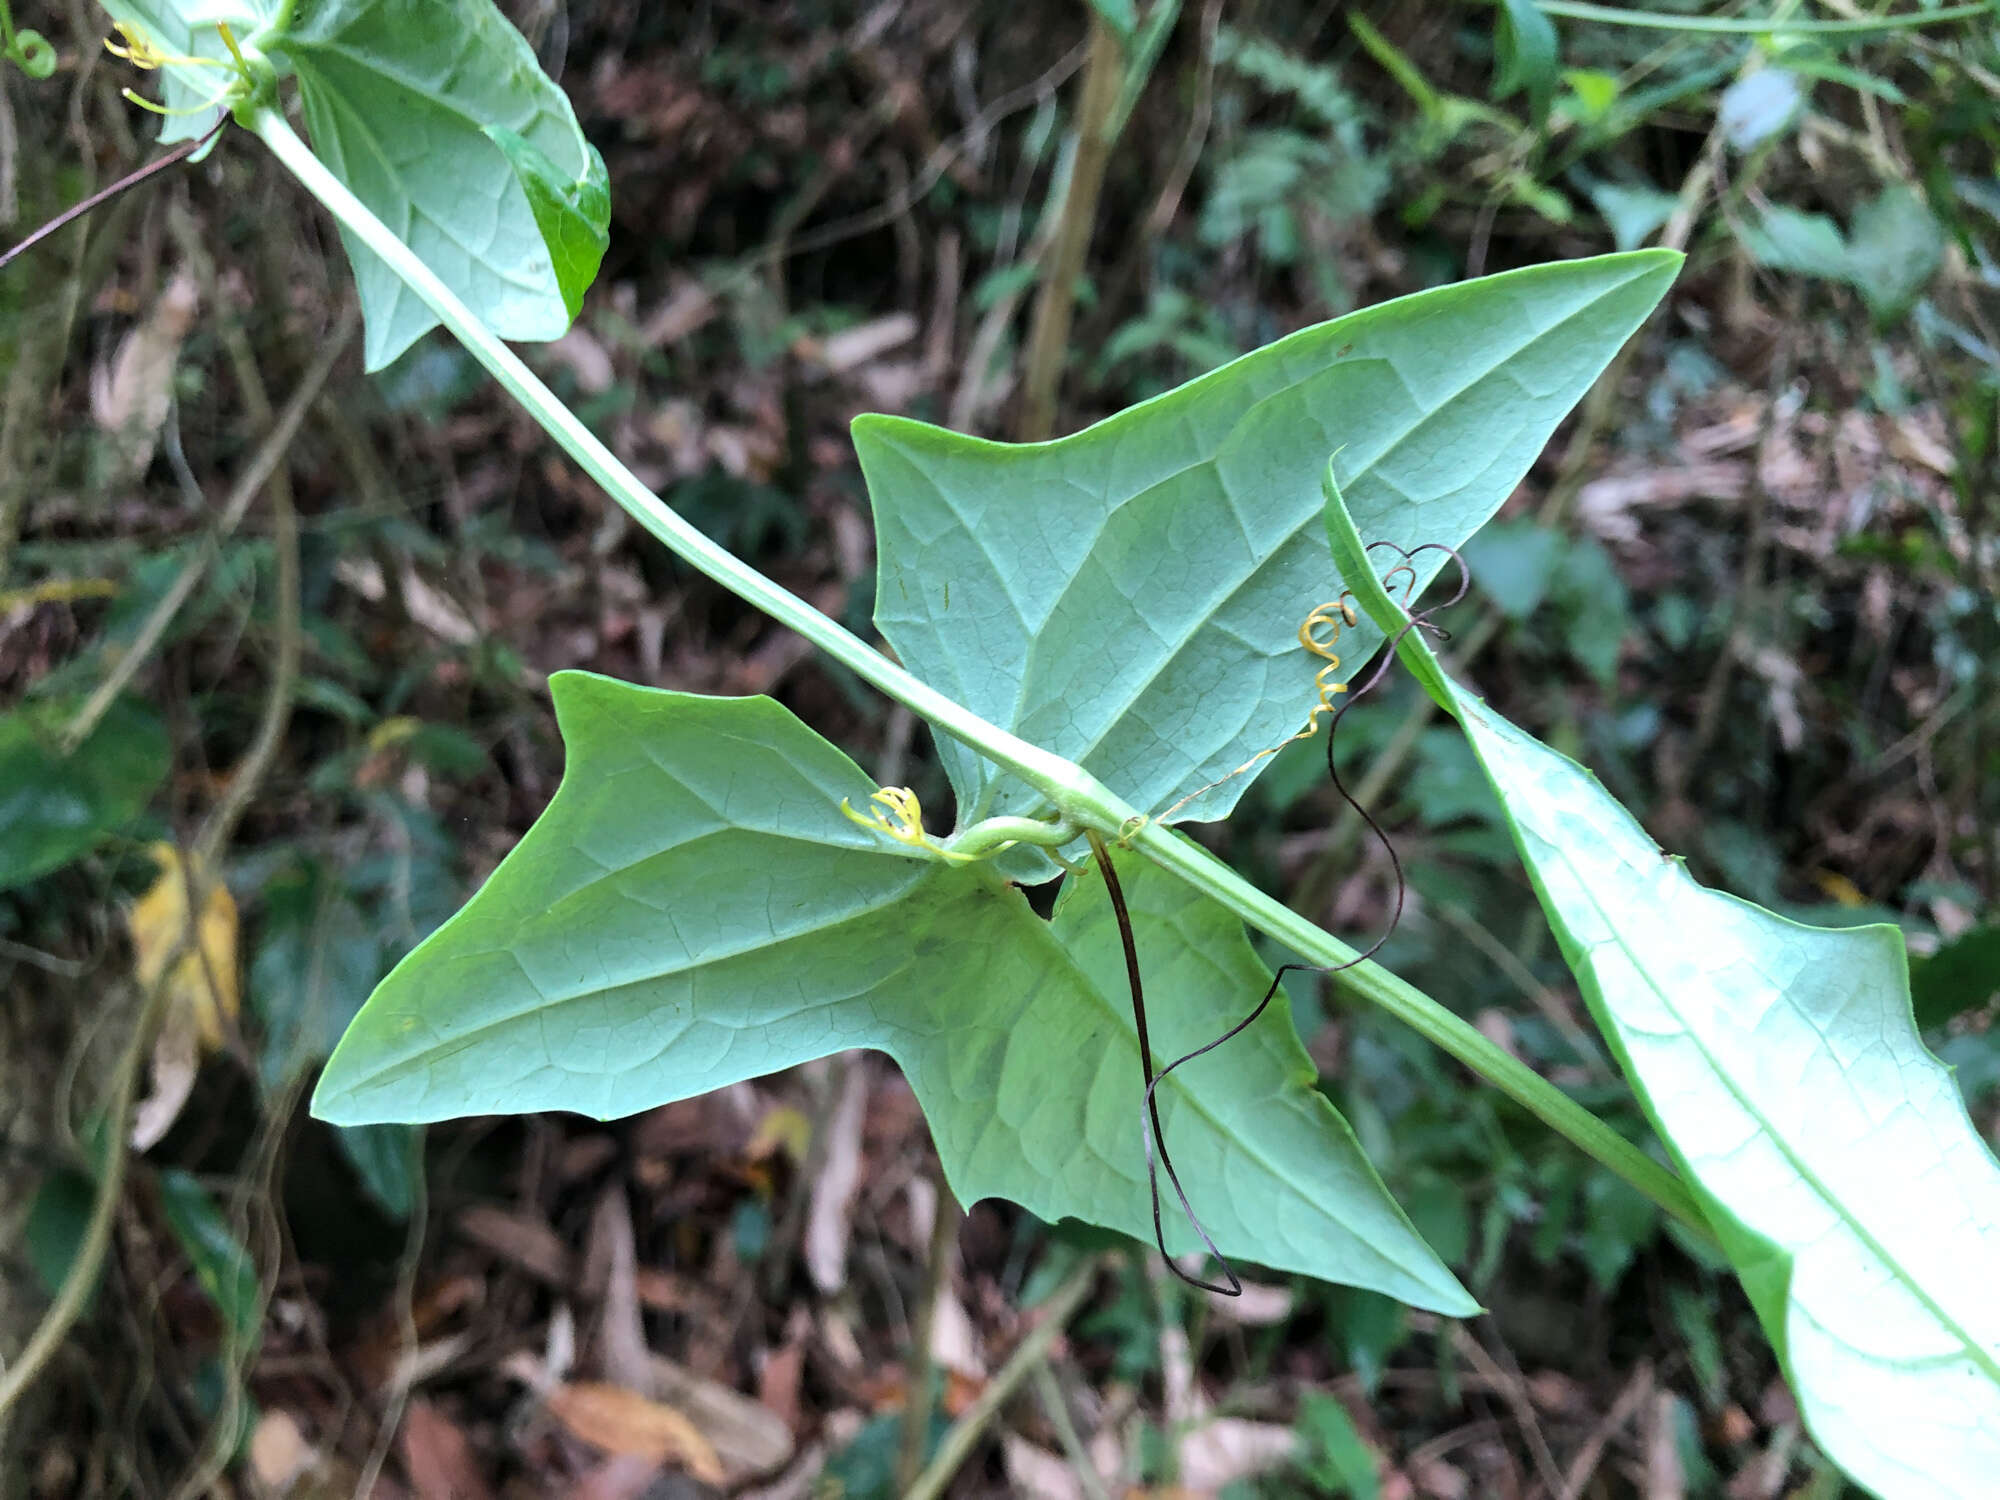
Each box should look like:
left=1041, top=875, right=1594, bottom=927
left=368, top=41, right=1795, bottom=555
left=0, top=696, right=170, bottom=893
left=1327, top=476, right=2000, bottom=1495
left=485, top=127, right=610, bottom=322
left=271, top=0, right=599, bottom=369
left=858, top=251, right=1676, bottom=851
left=1052, top=843, right=1473, bottom=1312
left=313, top=672, right=1472, bottom=1311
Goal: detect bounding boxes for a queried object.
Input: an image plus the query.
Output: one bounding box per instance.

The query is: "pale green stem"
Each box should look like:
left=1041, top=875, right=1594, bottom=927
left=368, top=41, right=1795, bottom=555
left=247, top=107, right=1708, bottom=1237
left=1534, top=0, right=1995, bottom=33
left=945, top=814, right=1080, bottom=859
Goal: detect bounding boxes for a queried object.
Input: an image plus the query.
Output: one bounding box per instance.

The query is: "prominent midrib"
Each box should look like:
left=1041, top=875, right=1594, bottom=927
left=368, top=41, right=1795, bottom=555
left=951, top=270, right=1658, bottom=812
left=360, top=861, right=931, bottom=1070
left=1547, top=834, right=2000, bottom=1388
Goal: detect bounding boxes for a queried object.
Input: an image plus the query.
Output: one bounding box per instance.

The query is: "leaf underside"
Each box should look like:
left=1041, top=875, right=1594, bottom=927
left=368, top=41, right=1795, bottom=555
left=313, top=672, right=1473, bottom=1313
left=859, top=251, right=1678, bottom=857
left=278, top=0, right=597, bottom=368
left=103, top=0, right=601, bottom=368
left=1325, top=479, right=2000, bottom=1498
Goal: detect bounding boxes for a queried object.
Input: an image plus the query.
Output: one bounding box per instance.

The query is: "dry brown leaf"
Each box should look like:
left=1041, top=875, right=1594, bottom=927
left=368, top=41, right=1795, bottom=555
left=543, top=326, right=615, bottom=394
left=1645, top=1390, right=1687, bottom=1500
left=130, top=994, right=200, bottom=1151
left=398, top=1398, right=496, bottom=1500
left=544, top=1381, right=726, bottom=1485
left=333, top=558, right=479, bottom=646
left=1203, top=1278, right=1293, bottom=1326
left=638, top=279, right=717, bottom=348
left=455, top=1203, right=574, bottom=1285
left=1176, top=1416, right=1297, bottom=1492
left=91, top=272, right=199, bottom=480
left=565, top=1454, right=665, bottom=1500
left=128, top=843, right=237, bottom=1149
left=586, top=1184, right=653, bottom=1395
left=1001, top=1435, right=1085, bottom=1500
left=1576, top=462, right=1749, bottom=546
left=248, top=1409, right=316, bottom=1491
left=757, top=1331, right=806, bottom=1434
left=804, top=1056, right=869, bottom=1294
left=651, top=1355, right=795, bottom=1479
left=809, top=312, right=917, bottom=375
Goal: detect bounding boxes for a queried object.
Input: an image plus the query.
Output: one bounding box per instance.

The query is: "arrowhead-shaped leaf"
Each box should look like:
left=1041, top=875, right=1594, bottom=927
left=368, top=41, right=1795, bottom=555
left=313, top=672, right=1473, bottom=1312
left=272, top=0, right=600, bottom=369
left=858, top=251, right=1677, bottom=849
left=1327, top=475, right=2000, bottom=1496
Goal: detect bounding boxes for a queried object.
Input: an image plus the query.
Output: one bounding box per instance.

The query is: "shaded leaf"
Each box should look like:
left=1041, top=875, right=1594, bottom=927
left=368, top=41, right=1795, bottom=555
left=335, top=1122, right=418, bottom=1220
left=1494, top=0, right=1559, bottom=126
left=25, top=1169, right=99, bottom=1304
left=1461, top=518, right=1563, bottom=621
left=1847, top=184, right=1943, bottom=323
left=1911, top=925, right=2000, bottom=1030
left=250, top=861, right=383, bottom=1088
left=1583, top=179, right=1677, bottom=252
left=1327, top=471, right=2000, bottom=1498
left=313, top=673, right=1472, bottom=1310
left=1737, top=203, right=1851, bottom=281
left=0, top=696, right=169, bottom=893
left=1085, top=0, right=1138, bottom=41
left=158, top=1167, right=261, bottom=1349
left=1295, top=1391, right=1380, bottom=1499
left=859, top=252, right=1676, bottom=855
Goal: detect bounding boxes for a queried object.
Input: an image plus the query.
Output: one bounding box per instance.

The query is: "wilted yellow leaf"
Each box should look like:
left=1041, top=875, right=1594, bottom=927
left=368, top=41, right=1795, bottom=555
left=745, top=1104, right=812, bottom=1164
left=129, top=842, right=239, bottom=1051
left=543, top=1381, right=725, bottom=1484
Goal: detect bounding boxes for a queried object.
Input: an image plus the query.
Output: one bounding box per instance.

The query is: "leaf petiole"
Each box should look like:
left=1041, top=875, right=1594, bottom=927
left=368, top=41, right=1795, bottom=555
left=249, top=103, right=1709, bottom=1238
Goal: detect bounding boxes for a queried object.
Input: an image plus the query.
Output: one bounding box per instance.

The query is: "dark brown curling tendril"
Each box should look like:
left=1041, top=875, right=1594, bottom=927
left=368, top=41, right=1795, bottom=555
left=1092, top=541, right=1471, bottom=1296
left=0, top=113, right=228, bottom=275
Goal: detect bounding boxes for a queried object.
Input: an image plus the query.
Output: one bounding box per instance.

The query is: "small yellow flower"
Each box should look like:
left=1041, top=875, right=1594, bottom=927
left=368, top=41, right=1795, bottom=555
left=839, top=787, right=971, bottom=862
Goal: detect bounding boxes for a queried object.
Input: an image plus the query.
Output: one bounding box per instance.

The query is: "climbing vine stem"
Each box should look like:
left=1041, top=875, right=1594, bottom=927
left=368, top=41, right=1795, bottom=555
left=246, top=104, right=1710, bottom=1240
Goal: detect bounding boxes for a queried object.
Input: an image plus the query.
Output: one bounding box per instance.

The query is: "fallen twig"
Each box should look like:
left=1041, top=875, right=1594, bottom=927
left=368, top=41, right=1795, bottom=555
left=902, top=1255, right=1101, bottom=1500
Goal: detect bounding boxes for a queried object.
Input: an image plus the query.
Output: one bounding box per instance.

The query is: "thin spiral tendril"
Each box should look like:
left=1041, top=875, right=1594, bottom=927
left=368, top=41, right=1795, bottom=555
left=1111, top=541, right=1472, bottom=1295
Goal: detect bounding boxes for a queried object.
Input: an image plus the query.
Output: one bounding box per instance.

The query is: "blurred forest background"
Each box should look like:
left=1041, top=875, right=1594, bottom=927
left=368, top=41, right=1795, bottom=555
left=2, top=1, right=1998, bottom=1496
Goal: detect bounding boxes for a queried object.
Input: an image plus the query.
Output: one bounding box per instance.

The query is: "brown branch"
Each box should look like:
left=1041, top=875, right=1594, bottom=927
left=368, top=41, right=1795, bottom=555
left=902, top=1255, right=1102, bottom=1500
left=1017, top=14, right=1124, bottom=442
left=0, top=114, right=225, bottom=275
left=59, top=304, right=355, bottom=755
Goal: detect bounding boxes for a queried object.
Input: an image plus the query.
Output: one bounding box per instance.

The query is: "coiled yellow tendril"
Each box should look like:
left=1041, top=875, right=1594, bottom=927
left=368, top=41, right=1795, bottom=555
left=839, top=787, right=974, bottom=863
left=1297, top=595, right=1359, bottom=729
left=1146, top=592, right=1366, bottom=828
